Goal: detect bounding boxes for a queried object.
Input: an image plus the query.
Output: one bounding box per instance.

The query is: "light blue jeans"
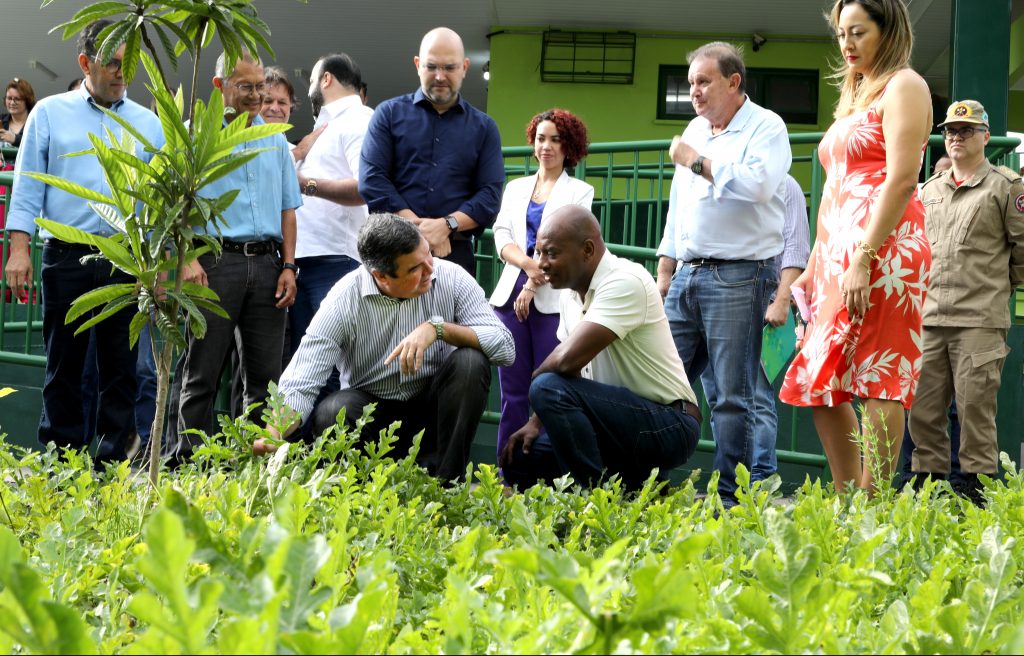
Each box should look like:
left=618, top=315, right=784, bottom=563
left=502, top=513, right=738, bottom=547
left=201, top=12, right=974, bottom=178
left=663, top=259, right=778, bottom=503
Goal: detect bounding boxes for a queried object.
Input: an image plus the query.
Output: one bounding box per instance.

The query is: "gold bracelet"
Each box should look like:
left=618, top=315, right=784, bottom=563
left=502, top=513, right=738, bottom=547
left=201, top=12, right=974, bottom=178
left=857, top=241, right=882, bottom=262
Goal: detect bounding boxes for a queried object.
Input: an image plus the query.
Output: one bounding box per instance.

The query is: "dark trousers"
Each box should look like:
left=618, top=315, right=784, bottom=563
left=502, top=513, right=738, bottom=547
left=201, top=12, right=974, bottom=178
left=503, top=373, right=700, bottom=490
left=311, top=348, right=490, bottom=480
left=173, top=251, right=285, bottom=458
left=39, top=241, right=138, bottom=463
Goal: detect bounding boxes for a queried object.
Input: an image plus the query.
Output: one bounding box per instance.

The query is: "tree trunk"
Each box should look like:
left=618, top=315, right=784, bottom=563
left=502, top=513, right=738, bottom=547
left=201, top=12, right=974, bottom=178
left=148, top=336, right=174, bottom=487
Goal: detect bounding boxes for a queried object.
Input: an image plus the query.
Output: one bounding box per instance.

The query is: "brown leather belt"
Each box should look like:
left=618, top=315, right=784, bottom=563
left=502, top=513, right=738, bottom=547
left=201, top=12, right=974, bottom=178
left=671, top=399, right=703, bottom=424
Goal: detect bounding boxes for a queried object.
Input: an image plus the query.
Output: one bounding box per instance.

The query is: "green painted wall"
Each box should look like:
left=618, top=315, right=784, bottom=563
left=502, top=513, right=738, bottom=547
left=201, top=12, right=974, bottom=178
left=1009, top=90, right=1024, bottom=132
left=486, top=28, right=840, bottom=146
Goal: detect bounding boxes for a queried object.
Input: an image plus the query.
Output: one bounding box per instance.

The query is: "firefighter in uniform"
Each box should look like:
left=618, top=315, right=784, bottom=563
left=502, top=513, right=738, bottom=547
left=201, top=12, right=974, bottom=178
left=910, top=99, right=1024, bottom=504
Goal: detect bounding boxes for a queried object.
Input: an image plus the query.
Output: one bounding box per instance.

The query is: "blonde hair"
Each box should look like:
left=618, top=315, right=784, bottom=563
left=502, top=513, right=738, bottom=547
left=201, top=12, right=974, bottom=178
left=828, top=0, right=914, bottom=118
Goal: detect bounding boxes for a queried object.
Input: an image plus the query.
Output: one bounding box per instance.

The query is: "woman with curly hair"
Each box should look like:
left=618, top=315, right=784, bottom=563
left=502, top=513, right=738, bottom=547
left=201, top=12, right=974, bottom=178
left=780, top=0, right=932, bottom=492
left=490, top=108, right=594, bottom=463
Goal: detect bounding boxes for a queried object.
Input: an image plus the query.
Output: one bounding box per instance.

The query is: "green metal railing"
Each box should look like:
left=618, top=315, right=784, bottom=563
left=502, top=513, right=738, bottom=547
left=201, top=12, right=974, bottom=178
left=3, top=134, right=1022, bottom=472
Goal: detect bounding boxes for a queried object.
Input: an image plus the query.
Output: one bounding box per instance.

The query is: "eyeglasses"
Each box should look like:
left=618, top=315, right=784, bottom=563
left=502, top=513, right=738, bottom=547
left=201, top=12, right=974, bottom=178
left=91, top=57, right=123, bottom=73
left=232, top=82, right=267, bottom=95
left=942, top=125, right=987, bottom=140
left=420, top=63, right=460, bottom=74
left=5, top=96, right=24, bottom=103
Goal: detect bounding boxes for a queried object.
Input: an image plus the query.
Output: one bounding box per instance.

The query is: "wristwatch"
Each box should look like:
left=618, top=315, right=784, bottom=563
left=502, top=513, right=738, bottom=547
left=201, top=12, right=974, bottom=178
left=690, top=155, right=705, bottom=176
left=428, top=315, right=445, bottom=340
left=282, top=262, right=300, bottom=278
left=302, top=178, right=318, bottom=196
left=444, top=214, right=459, bottom=232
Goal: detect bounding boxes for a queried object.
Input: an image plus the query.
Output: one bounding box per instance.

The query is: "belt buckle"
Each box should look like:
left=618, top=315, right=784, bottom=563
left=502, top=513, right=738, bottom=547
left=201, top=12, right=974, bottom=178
left=242, top=241, right=260, bottom=256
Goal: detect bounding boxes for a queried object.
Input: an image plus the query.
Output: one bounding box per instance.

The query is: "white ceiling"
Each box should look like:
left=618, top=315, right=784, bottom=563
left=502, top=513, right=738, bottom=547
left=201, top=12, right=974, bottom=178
left=0, top=0, right=1005, bottom=137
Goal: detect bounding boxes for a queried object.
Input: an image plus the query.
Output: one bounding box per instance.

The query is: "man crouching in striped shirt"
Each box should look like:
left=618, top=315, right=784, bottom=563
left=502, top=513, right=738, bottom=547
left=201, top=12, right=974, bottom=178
left=254, top=213, right=515, bottom=479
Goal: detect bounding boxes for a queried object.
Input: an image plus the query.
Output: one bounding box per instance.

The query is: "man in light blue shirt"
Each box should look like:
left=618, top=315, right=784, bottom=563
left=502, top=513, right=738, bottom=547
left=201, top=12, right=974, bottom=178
left=656, top=42, right=791, bottom=507
left=169, top=51, right=302, bottom=461
left=3, top=20, right=163, bottom=465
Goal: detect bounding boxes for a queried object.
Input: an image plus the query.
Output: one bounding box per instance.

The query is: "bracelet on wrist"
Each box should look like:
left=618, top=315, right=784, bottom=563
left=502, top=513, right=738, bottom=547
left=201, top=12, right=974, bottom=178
left=857, top=241, right=882, bottom=262
left=523, top=286, right=537, bottom=293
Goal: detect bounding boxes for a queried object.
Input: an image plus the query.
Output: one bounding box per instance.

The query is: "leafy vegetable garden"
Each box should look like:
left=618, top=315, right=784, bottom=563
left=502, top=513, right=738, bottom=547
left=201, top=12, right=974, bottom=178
left=2, top=410, right=1023, bottom=654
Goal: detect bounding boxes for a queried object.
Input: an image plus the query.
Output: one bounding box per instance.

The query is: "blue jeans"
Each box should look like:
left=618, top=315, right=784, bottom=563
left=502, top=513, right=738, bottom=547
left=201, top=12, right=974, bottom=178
left=504, top=373, right=699, bottom=489
left=40, top=240, right=137, bottom=463
left=700, top=361, right=778, bottom=483
left=289, top=255, right=360, bottom=354
left=663, top=259, right=777, bottom=503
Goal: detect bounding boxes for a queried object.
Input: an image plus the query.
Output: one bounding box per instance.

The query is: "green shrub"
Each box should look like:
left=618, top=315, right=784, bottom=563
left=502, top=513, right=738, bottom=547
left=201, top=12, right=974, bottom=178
left=1, top=411, right=1023, bottom=654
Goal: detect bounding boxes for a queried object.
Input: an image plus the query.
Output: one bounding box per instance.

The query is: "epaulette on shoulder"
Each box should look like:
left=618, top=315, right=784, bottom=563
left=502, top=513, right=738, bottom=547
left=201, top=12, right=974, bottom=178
left=993, top=165, right=1022, bottom=183
left=921, top=170, right=945, bottom=188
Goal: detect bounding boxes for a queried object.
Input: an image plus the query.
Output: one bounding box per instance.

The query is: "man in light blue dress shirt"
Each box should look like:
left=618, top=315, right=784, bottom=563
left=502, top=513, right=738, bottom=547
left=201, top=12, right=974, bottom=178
left=3, top=20, right=163, bottom=465
left=656, top=42, right=791, bottom=507
left=169, top=52, right=302, bottom=462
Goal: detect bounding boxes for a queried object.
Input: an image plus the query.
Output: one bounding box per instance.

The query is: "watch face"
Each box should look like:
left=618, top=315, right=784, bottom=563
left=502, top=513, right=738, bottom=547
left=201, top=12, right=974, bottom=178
left=445, top=215, right=459, bottom=231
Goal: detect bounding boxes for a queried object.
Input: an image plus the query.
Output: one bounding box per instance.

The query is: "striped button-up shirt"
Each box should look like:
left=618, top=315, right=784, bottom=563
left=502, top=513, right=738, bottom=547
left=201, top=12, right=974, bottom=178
left=280, top=259, right=515, bottom=419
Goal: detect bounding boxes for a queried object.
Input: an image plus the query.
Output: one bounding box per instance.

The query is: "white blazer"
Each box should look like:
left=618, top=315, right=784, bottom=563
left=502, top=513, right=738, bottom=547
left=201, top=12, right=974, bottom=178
left=490, top=170, right=594, bottom=313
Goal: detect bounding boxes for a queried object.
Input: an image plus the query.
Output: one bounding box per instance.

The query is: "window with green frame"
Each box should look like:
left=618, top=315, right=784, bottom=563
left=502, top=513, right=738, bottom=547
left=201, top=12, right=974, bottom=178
left=657, top=65, right=820, bottom=125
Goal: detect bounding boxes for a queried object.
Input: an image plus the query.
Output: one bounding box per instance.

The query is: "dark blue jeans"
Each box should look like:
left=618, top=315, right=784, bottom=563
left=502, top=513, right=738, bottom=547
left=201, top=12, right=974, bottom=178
left=504, top=373, right=699, bottom=490
left=39, top=240, right=138, bottom=463
left=663, top=259, right=778, bottom=504
left=290, top=255, right=360, bottom=441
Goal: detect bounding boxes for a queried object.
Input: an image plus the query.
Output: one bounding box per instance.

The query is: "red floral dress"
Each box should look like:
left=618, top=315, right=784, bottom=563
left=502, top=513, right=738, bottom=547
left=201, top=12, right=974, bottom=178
left=780, top=101, right=931, bottom=409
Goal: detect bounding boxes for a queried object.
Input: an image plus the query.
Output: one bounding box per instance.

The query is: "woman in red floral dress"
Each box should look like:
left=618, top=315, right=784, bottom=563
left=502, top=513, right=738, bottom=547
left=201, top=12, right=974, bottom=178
left=780, top=0, right=932, bottom=492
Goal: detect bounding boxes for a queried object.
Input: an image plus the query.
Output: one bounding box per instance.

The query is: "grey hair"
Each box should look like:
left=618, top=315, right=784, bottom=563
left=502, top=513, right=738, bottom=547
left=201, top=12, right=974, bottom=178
left=687, top=41, right=747, bottom=94
left=215, top=50, right=262, bottom=80
left=357, top=214, right=425, bottom=277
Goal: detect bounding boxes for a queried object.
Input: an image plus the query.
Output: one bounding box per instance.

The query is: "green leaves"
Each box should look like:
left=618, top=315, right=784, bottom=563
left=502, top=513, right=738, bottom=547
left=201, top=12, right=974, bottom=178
left=5, top=430, right=1024, bottom=653
left=0, top=526, right=98, bottom=654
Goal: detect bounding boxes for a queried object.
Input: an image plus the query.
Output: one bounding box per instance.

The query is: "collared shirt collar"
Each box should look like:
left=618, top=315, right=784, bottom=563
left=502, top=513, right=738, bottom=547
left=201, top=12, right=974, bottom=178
left=699, top=94, right=753, bottom=136
left=412, top=87, right=467, bottom=114
left=79, top=80, right=126, bottom=111
left=222, top=111, right=266, bottom=128
left=575, top=250, right=618, bottom=311
left=945, top=160, right=993, bottom=189
left=319, top=94, right=364, bottom=121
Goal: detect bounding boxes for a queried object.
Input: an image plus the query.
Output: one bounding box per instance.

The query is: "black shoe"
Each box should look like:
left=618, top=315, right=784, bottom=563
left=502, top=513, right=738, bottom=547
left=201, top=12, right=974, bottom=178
left=951, top=473, right=987, bottom=508
left=909, top=472, right=945, bottom=492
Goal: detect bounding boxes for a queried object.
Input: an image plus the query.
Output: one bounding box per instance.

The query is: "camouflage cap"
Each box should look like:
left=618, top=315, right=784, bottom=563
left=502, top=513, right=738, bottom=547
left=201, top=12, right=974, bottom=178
left=937, top=99, right=989, bottom=129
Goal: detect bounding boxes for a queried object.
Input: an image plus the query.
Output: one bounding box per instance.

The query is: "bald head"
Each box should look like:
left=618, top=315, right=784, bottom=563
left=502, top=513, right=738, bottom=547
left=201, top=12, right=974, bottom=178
left=539, top=206, right=604, bottom=245
left=415, top=27, right=469, bottom=112
left=536, top=206, right=606, bottom=294
left=420, top=27, right=465, bottom=59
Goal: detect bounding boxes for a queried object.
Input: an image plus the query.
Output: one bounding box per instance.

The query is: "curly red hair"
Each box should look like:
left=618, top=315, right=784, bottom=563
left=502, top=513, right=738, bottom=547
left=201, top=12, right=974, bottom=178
left=526, top=108, right=589, bottom=169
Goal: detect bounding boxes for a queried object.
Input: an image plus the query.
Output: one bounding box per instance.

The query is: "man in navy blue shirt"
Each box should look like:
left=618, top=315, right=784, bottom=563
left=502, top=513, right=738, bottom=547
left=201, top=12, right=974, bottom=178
left=359, top=27, right=504, bottom=275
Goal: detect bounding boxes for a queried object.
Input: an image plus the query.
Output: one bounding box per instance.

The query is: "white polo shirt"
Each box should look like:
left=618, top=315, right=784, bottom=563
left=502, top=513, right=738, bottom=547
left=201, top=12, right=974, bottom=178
left=558, top=251, right=697, bottom=406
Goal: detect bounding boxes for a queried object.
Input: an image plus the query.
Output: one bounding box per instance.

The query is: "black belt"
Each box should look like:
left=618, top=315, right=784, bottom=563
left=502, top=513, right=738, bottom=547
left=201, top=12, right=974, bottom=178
left=205, top=239, right=280, bottom=256
left=683, top=257, right=767, bottom=267
left=671, top=399, right=703, bottom=424
left=42, top=238, right=99, bottom=252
